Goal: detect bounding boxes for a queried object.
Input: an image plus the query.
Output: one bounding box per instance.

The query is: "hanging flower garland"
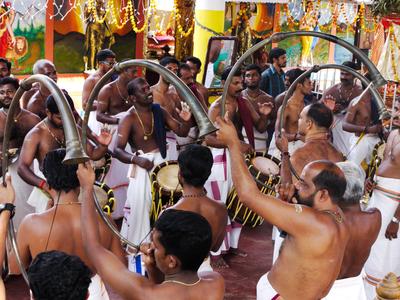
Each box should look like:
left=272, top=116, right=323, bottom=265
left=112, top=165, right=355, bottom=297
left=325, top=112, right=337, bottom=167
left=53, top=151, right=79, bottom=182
left=172, top=0, right=195, bottom=38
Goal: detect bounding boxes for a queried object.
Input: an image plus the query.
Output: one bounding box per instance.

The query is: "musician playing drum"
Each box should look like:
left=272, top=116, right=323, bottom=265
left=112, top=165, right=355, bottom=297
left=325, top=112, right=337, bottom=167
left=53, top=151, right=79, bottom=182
left=0, top=77, right=40, bottom=227
left=114, top=77, right=191, bottom=251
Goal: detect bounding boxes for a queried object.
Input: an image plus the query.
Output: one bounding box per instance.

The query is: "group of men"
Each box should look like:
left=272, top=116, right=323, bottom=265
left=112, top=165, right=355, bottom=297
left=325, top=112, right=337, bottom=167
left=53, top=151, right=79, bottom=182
left=0, top=43, right=398, bottom=300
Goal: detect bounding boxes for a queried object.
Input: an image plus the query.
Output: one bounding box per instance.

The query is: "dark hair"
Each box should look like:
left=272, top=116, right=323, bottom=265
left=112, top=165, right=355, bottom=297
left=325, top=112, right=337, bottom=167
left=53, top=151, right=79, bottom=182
left=96, top=49, right=116, bottom=63
left=342, top=61, right=360, bottom=71
left=178, top=145, right=213, bottom=187
left=43, top=149, right=79, bottom=192
left=291, top=69, right=310, bottom=85
left=46, top=90, right=75, bottom=114
left=185, top=56, right=202, bottom=70
left=154, top=209, right=212, bottom=271
left=221, top=66, right=241, bottom=82
left=178, top=63, right=192, bottom=78
left=28, top=250, right=92, bottom=300
left=0, top=76, right=19, bottom=90
left=244, top=64, right=262, bottom=75
left=311, top=161, right=346, bottom=203
left=306, top=103, right=333, bottom=129
left=127, top=77, right=147, bottom=96
left=286, top=68, right=304, bottom=85
left=269, top=47, right=286, bottom=63
left=159, top=56, right=179, bottom=67
left=0, top=57, right=11, bottom=71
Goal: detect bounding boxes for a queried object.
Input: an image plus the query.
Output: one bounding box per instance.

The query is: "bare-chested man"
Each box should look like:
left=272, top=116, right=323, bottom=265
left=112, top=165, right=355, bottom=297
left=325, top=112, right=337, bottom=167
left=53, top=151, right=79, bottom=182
left=205, top=66, right=273, bottom=268
left=319, top=161, right=381, bottom=300
left=242, top=64, right=274, bottom=151
left=0, top=77, right=40, bottom=227
left=171, top=145, right=228, bottom=271
left=185, top=56, right=209, bottom=105
left=363, top=111, right=400, bottom=299
left=274, top=68, right=307, bottom=110
left=9, top=149, right=125, bottom=300
left=216, top=115, right=349, bottom=300
left=25, top=59, right=58, bottom=119
left=114, top=77, right=192, bottom=248
left=178, top=63, right=207, bottom=110
left=269, top=70, right=313, bottom=157
left=80, top=161, right=224, bottom=300
left=18, top=93, right=111, bottom=213
left=321, top=61, right=364, bottom=156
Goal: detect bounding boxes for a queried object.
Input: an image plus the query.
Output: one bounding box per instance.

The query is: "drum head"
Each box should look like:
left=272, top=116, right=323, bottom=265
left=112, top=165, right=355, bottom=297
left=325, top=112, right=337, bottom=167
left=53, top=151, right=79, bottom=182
left=156, top=164, right=182, bottom=192
left=251, top=157, right=280, bottom=175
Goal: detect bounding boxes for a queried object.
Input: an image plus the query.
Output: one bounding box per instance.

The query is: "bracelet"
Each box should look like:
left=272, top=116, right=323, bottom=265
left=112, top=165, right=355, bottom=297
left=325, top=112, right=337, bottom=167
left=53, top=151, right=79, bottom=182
left=38, top=179, right=46, bottom=189
left=391, top=216, right=400, bottom=224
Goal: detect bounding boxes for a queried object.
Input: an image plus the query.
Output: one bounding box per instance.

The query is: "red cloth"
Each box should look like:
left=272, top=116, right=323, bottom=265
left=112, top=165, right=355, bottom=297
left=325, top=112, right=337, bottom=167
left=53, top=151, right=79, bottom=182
left=237, top=96, right=255, bottom=149
left=382, top=17, right=400, bottom=29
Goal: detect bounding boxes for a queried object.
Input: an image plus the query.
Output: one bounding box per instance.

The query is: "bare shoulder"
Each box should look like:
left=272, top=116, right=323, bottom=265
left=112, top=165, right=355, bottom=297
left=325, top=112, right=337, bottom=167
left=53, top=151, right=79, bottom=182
left=259, top=91, right=273, bottom=103
left=20, top=109, right=41, bottom=121
left=199, top=271, right=224, bottom=285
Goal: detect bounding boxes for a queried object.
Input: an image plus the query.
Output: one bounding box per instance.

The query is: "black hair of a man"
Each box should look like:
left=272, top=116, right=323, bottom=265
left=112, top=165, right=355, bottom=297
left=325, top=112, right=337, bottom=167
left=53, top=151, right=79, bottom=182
left=285, top=68, right=304, bottom=86
left=46, top=90, right=75, bottom=114
left=178, top=63, right=192, bottom=78
left=0, top=76, right=19, bottom=90
left=306, top=102, right=333, bottom=129
left=185, top=56, right=202, bottom=70
left=127, top=77, right=147, bottom=96
left=154, top=209, right=212, bottom=272
left=178, top=144, right=213, bottom=187
left=0, top=57, right=11, bottom=71
left=159, top=56, right=179, bottom=67
left=342, top=61, right=360, bottom=71
left=96, top=49, right=116, bottom=63
left=311, top=161, right=347, bottom=204
left=43, top=149, right=79, bottom=193
left=221, top=66, right=242, bottom=82
left=28, top=250, right=92, bottom=300
left=268, top=48, right=286, bottom=63
left=244, top=64, right=262, bottom=75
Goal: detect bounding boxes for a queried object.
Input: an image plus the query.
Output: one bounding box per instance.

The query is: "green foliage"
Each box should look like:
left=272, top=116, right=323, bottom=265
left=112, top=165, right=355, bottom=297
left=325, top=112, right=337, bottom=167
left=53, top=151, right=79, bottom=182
left=372, top=0, right=400, bottom=17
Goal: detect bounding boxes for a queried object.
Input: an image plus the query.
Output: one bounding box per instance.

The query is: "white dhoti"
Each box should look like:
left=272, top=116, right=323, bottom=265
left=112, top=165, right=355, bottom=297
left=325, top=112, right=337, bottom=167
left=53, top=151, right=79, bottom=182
left=257, top=273, right=280, bottom=300
left=27, top=160, right=50, bottom=214
left=323, top=272, right=367, bottom=300
left=121, top=150, right=165, bottom=246
left=198, top=256, right=213, bottom=273
left=347, top=134, right=380, bottom=166
left=363, top=176, right=400, bottom=300
left=88, top=110, right=102, bottom=134
left=268, top=132, right=304, bottom=159
left=272, top=230, right=285, bottom=264
left=331, top=114, right=353, bottom=156
left=88, top=274, right=110, bottom=300
left=204, top=148, right=242, bottom=255
left=243, top=127, right=268, bottom=152
left=166, top=131, right=178, bottom=161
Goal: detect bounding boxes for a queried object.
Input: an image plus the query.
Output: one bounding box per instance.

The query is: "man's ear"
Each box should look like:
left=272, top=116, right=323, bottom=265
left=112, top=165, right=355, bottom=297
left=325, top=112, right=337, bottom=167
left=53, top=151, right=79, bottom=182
left=316, top=189, right=330, bottom=203
left=167, top=254, right=179, bottom=270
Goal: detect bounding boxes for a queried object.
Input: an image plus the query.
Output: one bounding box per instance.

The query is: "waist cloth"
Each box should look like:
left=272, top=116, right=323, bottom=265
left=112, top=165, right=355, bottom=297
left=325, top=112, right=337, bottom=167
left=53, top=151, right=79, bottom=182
left=257, top=273, right=280, bottom=300
left=322, top=272, right=367, bottom=300
left=88, top=274, right=110, bottom=300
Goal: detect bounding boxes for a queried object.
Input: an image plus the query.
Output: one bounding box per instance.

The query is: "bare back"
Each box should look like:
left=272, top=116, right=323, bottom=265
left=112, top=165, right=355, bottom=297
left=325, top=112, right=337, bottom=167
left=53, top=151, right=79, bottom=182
left=26, top=90, right=47, bottom=119
left=339, top=207, right=381, bottom=278
left=171, top=197, right=228, bottom=252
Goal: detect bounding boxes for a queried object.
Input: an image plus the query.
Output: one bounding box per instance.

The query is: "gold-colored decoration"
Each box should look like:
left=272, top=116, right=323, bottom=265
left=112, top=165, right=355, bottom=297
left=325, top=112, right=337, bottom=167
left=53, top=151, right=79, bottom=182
left=173, top=0, right=195, bottom=61
left=375, top=272, right=400, bottom=300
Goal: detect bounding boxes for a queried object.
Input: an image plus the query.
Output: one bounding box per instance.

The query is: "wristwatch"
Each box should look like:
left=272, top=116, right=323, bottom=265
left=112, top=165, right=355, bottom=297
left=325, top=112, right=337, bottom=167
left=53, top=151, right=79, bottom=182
left=0, top=203, right=15, bottom=219
left=391, top=216, right=400, bottom=224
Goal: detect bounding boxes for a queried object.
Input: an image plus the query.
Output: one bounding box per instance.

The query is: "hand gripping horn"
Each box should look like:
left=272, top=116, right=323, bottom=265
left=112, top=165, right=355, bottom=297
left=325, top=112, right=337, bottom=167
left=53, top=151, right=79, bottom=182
left=220, top=30, right=387, bottom=116
left=279, top=64, right=389, bottom=180
left=2, top=74, right=89, bottom=284
left=81, top=59, right=217, bottom=252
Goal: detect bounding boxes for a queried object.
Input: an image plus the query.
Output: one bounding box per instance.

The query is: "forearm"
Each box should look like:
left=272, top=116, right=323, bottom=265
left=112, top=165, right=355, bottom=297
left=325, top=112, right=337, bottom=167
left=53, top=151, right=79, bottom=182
left=96, top=112, right=119, bottom=125
left=280, top=154, right=293, bottom=185
left=342, top=121, right=367, bottom=133
left=146, top=265, right=165, bottom=284
left=114, top=147, right=135, bottom=164
left=88, top=144, right=108, bottom=161
left=393, top=205, right=400, bottom=220
left=18, top=165, right=44, bottom=187
left=174, top=121, right=191, bottom=137
left=255, top=115, right=269, bottom=132
left=0, top=212, right=10, bottom=268
left=205, top=135, right=227, bottom=149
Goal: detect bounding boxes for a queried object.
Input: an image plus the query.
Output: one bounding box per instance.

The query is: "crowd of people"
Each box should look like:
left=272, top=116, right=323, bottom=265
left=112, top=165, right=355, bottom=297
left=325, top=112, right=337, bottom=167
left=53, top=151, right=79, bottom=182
left=0, top=44, right=398, bottom=300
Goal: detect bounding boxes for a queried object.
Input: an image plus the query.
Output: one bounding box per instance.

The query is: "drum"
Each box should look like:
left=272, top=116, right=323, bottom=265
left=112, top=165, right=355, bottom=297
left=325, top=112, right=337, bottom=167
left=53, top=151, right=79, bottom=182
left=367, top=141, right=386, bottom=179
left=150, top=161, right=183, bottom=224
left=78, top=181, right=115, bottom=215
left=91, top=152, right=112, bottom=182
left=226, top=152, right=281, bottom=227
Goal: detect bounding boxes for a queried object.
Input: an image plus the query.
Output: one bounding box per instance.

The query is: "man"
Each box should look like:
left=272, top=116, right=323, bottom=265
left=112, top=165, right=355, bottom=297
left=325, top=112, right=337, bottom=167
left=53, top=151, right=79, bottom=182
left=0, top=57, right=11, bottom=78
left=185, top=56, right=209, bottom=105
left=321, top=61, right=364, bottom=156
left=205, top=66, right=272, bottom=267
left=260, top=47, right=286, bottom=98
left=10, top=149, right=125, bottom=300
left=171, top=145, right=228, bottom=271
left=114, top=77, right=191, bottom=247
left=0, top=77, right=40, bottom=227
left=363, top=113, right=400, bottom=299
left=241, top=64, right=274, bottom=151
left=28, top=251, right=92, bottom=300
left=320, top=161, right=381, bottom=300
left=25, top=59, right=58, bottom=118
left=151, top=56, right=182, bottom=160
left=18, top=93, right=111, bottom=213
left=82, top=49, right=116, bottom=132
left=268, top=70, right=313, bottom=157
left=79, top=161, right=225, bottom=300
left=216, top=114, right=349, bottom=300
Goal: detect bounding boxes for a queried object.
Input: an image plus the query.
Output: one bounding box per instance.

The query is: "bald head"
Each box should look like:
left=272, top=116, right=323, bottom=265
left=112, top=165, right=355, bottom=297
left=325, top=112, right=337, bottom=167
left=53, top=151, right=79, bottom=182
left=32, top=59, right=58, bottom=83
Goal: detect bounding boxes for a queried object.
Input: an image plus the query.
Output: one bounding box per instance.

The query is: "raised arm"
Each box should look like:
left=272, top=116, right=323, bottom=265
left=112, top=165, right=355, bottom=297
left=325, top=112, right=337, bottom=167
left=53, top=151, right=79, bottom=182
left=82, top=77, right=97, bottom=111
left=96, top=86, right=119, bottom=125
left=163, top=106, right=191, bottom=137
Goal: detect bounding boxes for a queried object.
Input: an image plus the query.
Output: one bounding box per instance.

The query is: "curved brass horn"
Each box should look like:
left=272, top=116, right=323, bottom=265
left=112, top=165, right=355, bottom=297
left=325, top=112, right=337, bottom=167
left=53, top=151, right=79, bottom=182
left=279, top=64, right=389, bottom=180
left=221, top=30, right=387, bottom=116
left=82, top=59, right=217, bottom=146
left=2, top=74, right=89, bottom=284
